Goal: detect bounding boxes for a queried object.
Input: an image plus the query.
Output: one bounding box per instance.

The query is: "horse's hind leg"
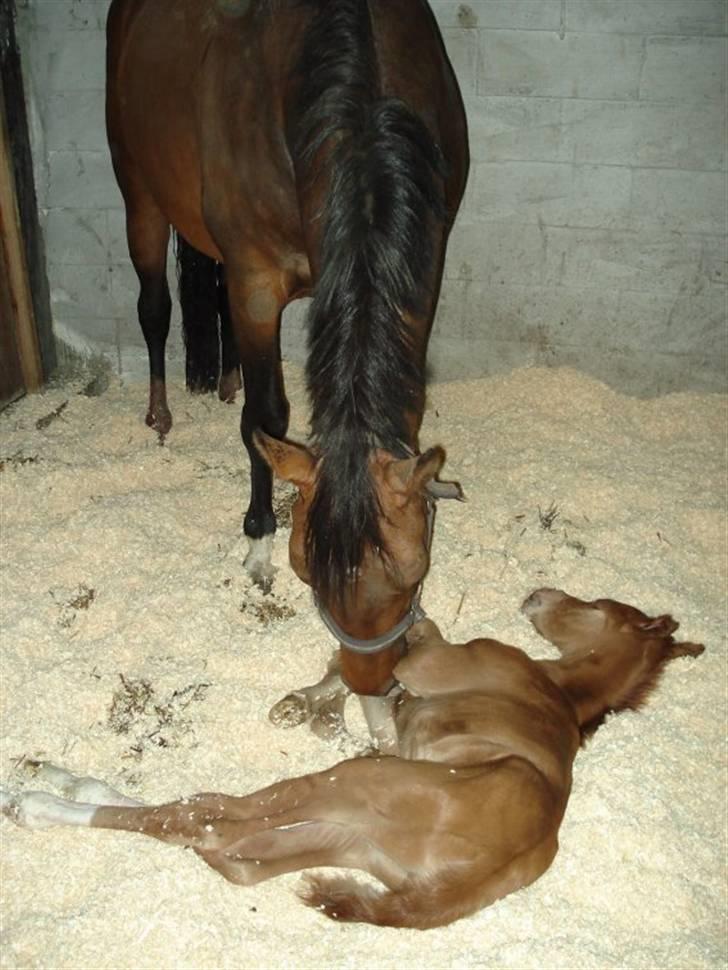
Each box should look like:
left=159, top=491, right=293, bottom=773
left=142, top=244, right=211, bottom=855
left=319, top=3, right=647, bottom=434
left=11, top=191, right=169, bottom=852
left=176, top=232, right=220, bottom=395
left=117, top=172, right=173, bottom=435
left=216, top=265, right=242, bottom=403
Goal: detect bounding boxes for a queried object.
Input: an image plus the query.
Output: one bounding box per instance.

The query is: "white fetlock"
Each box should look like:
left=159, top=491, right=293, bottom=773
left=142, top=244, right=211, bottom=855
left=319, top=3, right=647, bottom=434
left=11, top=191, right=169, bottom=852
left=2, top=791, right=97, bottom=829
left=243, top=535, right=276, bottom=592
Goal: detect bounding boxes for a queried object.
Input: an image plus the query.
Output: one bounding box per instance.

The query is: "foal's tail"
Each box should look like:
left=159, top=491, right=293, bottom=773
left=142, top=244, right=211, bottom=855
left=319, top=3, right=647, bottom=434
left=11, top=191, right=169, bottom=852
left=174, top=233, right=239, bottom=395
left=299, top=870, right=485, bottom=930
left=300, top=834, right=558, bottom=930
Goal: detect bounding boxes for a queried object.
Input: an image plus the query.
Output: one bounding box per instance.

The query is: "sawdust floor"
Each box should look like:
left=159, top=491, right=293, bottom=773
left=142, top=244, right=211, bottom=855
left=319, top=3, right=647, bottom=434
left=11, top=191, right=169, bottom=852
left=0, top=365, right=725, bottom=969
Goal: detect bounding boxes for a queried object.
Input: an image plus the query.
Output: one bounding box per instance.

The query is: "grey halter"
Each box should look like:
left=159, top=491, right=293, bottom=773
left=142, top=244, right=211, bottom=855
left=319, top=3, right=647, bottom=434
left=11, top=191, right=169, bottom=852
left=314, top=477, right=463, bottom=655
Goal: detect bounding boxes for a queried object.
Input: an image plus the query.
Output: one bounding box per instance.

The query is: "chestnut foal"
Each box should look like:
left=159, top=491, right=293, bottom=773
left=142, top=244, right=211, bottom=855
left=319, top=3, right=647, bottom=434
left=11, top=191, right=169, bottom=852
left=1, top=590, right=703, bottom=929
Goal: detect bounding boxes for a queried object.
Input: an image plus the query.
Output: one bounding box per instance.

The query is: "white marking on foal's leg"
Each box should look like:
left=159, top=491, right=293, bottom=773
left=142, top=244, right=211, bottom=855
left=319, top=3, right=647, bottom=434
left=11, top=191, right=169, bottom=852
left=243, top=534, right=275, bottom=591
left=28, top=761, right=143, bottom=807
left=2, top=791, right=97, bottom=829
left=359, top=693, right=400, bottom=754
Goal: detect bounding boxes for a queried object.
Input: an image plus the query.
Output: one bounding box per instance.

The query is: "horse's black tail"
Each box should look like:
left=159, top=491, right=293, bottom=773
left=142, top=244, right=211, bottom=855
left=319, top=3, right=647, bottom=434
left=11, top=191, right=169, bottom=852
left=174, top=233, right=239, bottom=395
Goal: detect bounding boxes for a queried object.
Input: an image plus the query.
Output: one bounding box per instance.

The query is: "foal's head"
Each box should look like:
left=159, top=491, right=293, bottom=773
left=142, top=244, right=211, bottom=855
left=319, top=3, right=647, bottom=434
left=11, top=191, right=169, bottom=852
left=255, top=432, right=448, bottom=694
left=522, top=588, right=704, bottom=733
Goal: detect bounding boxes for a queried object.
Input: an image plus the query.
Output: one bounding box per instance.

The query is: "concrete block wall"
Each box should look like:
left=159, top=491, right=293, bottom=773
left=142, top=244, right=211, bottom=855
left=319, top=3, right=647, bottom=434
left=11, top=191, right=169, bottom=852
left=15, top=0, right=728, bottom=394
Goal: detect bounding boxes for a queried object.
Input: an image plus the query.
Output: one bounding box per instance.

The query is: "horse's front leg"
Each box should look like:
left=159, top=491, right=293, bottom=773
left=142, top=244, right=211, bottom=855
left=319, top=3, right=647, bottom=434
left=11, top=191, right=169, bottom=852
left=225, top=265, right=292, bottom=592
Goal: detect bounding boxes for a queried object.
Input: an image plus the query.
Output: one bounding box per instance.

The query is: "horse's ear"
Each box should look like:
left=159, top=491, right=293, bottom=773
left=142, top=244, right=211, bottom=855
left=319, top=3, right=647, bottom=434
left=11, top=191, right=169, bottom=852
left=387, top=446, right=446, bottom=496
left=253, top=432, right=316, bottom=489
left=638, top=615, right=680, bottom=637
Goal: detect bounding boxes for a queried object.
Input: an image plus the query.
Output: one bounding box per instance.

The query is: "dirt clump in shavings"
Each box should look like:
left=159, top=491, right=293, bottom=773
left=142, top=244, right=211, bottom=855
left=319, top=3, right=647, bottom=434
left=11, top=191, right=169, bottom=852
left=107, top=674, right=211, bottom=757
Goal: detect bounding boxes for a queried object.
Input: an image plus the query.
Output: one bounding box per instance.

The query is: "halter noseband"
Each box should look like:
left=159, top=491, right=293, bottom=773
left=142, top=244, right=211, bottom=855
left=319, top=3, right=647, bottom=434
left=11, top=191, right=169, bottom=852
left=314, top=489, right=439, bottom=656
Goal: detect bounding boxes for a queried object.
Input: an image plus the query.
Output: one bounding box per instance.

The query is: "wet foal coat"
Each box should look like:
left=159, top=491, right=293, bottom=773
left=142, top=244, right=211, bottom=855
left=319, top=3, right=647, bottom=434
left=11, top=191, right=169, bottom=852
left=2, top=590, right=703, bottom=928
left=107, top=0, right=468, bottom=693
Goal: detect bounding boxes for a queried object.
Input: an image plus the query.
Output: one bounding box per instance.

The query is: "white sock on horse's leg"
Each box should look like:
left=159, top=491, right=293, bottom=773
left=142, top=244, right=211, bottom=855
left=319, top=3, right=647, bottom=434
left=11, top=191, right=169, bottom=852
left=243, top=534, right=275, bottom=590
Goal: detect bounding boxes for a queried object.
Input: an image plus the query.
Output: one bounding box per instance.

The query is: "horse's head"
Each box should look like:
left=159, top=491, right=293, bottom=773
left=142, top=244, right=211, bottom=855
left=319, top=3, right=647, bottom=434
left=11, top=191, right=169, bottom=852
left=521, top=588, right=704, bottom=733
left=255, top=432, right=459, bottom=695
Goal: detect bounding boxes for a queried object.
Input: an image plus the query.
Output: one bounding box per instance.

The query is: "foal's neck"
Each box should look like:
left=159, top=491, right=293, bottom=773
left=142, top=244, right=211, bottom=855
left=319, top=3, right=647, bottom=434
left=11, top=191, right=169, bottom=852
left=538, top=636, right=662, bottom=733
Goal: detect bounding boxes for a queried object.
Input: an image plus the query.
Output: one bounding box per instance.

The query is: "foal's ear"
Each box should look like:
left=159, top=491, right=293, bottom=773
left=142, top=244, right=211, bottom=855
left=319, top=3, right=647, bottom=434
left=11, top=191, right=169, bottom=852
left=666, top=641, right=705, bottom=659
left=387, top=446, right=446, bottom=496
left=638, top=614, right=680, bottom=637
left=253, top=431, right=316, bottom=489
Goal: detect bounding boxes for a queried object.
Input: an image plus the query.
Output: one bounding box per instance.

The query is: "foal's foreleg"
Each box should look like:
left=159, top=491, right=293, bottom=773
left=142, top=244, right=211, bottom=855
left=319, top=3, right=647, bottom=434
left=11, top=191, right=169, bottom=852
left=269, top=653, right=353, bottom=746
left=1, top=761, right=143, bottom=829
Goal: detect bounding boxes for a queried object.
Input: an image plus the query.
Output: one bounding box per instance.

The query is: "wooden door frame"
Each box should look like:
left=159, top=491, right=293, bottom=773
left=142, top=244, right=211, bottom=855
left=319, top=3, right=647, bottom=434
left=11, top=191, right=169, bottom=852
left=0, top=87, right=43, bottom=393
left=0, top=0, right=54, bottom=402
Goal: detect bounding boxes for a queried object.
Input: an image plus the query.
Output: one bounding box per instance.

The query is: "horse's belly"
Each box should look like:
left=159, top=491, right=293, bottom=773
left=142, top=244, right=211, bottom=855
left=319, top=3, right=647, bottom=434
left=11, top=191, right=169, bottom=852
left=108, top=0, right=224, bottom=259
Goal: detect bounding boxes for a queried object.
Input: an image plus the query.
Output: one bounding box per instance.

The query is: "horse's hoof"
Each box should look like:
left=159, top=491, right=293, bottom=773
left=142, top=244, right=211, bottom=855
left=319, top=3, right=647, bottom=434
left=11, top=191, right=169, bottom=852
left=244, top=536, right=275, bottom=593
left=145, top=408, right=172, bottom=436
left=218, top=369, right=241, bottom=404
left=269, top=693, right=309, bottom=728
left=252, top=568, right=275, bottom=595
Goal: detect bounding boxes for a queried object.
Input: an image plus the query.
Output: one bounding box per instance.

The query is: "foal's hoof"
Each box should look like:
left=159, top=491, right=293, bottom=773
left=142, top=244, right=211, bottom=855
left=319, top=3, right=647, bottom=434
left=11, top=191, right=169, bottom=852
left=269, top=692, right=309, bottom=728
left=309, top=708, right=347, bottom=744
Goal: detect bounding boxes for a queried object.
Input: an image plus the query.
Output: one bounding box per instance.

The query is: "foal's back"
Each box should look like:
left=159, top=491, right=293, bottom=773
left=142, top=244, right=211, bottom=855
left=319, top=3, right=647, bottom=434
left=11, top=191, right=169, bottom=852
left=395, top=634, right=581, bottom=790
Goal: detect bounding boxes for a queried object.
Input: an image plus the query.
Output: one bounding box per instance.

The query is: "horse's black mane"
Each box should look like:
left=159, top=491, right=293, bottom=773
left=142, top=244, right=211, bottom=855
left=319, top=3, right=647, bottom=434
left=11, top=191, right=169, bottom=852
left=292, top=0, right=446, bottom=603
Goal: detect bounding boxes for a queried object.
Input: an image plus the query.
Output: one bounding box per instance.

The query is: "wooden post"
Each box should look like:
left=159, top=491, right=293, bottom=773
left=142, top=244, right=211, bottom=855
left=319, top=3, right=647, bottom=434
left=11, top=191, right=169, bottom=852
left=0, top=76, right=43, bottom=393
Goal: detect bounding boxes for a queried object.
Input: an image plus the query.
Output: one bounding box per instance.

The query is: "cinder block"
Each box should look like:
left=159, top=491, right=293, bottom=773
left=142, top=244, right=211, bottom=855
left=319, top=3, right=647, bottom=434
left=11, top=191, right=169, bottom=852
left=47, top=151, right=123, bottom=208
left=466, top=161, right=632, bottom=229
left=53, top=317, right=119, bottom=368
left=561, top=99, right=726, bottom=170
left=28, top=1, right=111, bottom=32
left=565, top=0, right=727, bottom=37
left=443, top=220, right=558, bottom=287
left=477, top=29, right=644, bottom=100
left=430, top=1, right=562, bottom=31
left=43, top=208, right=108, bottom=265
left=640, top=36, right=726, bottom=103
left=45, top=91, right=107, bottom=151
left=107, top=209, right=130, bottom=262
left=48, top=263, right=113, bottom=319
left=31, top=29, right=107, bottom=92
left=109, top=262, right=140, bottom=316
left=631, top=169, right=726, bottom=234
left=440, top=28, right=479, bottom=96
left=546, top=227, right=714, bottom=296
left=465, top=97, right=567, bottom=164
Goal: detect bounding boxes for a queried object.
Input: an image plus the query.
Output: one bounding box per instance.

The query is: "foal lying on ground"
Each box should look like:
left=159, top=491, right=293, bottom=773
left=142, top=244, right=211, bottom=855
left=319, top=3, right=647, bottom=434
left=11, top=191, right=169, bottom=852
left=1, top=589, right=703, bottom=929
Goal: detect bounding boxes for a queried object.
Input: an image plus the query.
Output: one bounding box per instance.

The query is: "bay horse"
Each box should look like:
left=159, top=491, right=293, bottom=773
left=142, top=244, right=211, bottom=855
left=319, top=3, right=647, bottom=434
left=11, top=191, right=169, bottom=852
left=106, top=0, right=468, bottom=697
left=1, top=590, right=704, bottom=928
